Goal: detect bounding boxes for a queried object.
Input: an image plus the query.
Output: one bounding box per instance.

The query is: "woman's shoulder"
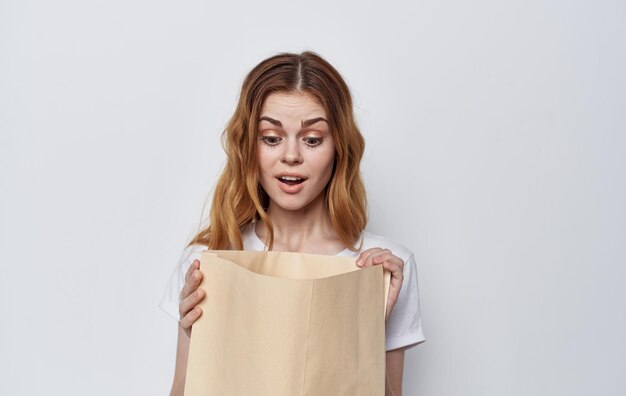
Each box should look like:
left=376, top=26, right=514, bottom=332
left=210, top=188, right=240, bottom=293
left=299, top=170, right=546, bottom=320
left=354, top=230, right=414, bottom=261
left=182, top=243, right=209, bottom=255
left=177, top=243, right=209, bottom=269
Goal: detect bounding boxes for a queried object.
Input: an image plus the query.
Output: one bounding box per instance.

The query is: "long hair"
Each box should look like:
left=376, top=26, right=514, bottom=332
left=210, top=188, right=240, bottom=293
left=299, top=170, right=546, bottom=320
left=189, top=51, right=367, bottom=250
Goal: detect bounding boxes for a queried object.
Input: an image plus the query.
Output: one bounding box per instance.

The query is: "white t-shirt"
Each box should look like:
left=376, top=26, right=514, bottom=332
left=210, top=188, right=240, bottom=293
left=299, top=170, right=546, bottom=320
left=160, top=223, right=425, bottom=351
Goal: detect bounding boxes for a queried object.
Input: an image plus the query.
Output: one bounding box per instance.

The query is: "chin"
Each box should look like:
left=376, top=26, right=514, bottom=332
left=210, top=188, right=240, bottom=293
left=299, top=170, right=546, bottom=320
left=270, top=196, right=315, bottom=212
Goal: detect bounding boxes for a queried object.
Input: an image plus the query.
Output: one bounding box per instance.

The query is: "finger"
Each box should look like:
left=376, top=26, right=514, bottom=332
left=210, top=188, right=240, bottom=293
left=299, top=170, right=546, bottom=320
left=356, top=248, right=385, bottom=267
left=181, top=269, right=202, bottom=300
left=185, top=259, right=200, bottom=282
left=180, top=306, right=203, bottom=330
left=357, top=248, right=387, bottom=267
left=381, top=261, right=403, bottom=278
left=361, top=249, right=391, bottom=268
left=371, top=252, right=402, bottom=266
left=181, top=260, right=202, bottom=299
left=371, top=254, right=404, bottom=275
left=376, top=257, right=405, bottom=289
left=386, top=292, right=399, bottom=312
left=179, top=288, right=205, bottom=318
left=385, top=281, right=402, bottom=323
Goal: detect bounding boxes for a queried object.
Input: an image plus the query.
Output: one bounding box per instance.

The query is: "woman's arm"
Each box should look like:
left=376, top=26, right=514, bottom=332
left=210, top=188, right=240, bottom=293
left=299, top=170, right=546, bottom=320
left=386, top=348, right=406, bottom=396
left=356, top=248, right=407, bottom=395
left=170, top=325, right=191, bottom=396
left=169, top=259, right=205, bottom=396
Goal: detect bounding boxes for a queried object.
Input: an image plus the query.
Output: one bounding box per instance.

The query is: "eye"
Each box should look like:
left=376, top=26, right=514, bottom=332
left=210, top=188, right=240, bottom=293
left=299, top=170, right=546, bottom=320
left=303, top=137, right=323, bottom=147
left=260, top=136, right=282, bottom=146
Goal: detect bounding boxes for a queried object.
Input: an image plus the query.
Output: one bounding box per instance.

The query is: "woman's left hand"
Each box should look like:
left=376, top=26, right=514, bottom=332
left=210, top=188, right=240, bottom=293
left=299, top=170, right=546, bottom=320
left=356, top=248, right=404, bottom=322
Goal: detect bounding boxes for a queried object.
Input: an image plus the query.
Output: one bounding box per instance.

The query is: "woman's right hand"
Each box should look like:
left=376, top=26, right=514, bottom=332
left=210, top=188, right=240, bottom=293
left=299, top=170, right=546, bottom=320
left=178, top=259, right=205, bottom=337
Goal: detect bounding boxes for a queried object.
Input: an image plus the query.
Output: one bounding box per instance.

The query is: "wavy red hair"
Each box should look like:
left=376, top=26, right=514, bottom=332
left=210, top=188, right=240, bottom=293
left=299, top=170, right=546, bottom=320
left=189, top=51, right=367, bottom=250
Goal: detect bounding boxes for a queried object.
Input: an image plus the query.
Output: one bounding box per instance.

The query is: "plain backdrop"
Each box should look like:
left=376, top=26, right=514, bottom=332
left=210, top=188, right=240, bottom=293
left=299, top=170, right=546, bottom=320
left=1, top=0, right=625, bottom=395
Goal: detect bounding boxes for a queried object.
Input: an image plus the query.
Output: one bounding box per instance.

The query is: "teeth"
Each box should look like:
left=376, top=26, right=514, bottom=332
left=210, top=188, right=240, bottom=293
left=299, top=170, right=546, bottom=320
left=280, top=176, right=302, bottom=181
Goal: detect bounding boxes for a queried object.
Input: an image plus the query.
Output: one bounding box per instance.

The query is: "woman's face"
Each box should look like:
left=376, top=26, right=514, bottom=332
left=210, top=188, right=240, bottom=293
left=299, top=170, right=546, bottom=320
left=257, top=91, right=336, bottom=213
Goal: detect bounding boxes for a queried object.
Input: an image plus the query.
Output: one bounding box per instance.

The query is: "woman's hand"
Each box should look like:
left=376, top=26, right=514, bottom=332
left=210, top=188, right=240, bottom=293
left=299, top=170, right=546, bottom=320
left=178, top=259, right=205, bottom=337
left=356, top=248, right=404, bottom=322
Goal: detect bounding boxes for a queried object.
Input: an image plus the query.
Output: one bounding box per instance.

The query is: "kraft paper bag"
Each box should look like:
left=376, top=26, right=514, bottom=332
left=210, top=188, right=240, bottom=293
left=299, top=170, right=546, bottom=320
left=184, top=250, right=391, bottom=396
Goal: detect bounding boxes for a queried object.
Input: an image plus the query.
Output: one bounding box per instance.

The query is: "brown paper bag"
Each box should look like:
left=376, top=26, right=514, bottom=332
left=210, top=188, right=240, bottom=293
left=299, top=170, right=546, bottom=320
left=184, top=250, right=391, bottom=396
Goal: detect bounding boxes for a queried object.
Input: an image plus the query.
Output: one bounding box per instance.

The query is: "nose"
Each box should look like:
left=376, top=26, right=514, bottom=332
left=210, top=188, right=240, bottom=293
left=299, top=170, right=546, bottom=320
left=281, top=139, right=303, bottom=165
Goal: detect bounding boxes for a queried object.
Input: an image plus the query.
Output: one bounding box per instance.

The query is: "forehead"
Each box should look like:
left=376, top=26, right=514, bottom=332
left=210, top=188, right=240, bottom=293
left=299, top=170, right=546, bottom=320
left=260, top=92, right=326, bottom=118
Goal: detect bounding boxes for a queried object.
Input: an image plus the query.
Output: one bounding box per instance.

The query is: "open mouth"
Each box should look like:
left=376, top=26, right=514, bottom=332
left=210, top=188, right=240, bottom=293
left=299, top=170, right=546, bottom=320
left=277, top=176, right=306, bottom=186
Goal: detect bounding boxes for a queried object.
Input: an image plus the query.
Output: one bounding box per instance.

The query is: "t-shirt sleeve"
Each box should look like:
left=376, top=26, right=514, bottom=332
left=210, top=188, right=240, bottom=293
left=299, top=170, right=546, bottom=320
left=159, top=244, right=207, bottom=322
left=385, top=253, right=425, bottom=351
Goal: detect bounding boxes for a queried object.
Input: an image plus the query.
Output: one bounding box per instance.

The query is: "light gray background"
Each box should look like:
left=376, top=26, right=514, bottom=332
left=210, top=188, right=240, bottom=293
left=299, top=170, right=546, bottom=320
left=1, top=0, right=625, bottom=395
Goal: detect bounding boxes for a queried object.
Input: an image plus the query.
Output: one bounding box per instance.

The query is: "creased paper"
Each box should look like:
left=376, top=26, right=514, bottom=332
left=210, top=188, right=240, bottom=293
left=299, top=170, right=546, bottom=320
left=184, top=250, right=391, bottom=396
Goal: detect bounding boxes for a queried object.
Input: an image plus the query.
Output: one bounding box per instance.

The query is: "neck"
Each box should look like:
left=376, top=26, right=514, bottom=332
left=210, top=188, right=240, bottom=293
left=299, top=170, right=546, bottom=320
left=256, top=193, right=341, bottom=253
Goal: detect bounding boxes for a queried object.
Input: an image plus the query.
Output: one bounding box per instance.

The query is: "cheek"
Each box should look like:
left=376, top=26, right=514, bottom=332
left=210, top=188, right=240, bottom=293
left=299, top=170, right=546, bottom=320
left=315, top=148, right=336, bottom=179
left=257, top=148, right=274, bottom=175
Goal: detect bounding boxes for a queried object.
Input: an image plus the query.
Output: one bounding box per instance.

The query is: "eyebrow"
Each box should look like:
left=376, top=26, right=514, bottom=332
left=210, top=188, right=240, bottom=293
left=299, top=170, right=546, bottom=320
left=258, top=116, right=328, bottom=128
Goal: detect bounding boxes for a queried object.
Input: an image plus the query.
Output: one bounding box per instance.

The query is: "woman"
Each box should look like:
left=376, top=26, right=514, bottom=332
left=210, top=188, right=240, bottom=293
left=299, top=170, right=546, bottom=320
left=160, top=51, right=425, bottom=396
